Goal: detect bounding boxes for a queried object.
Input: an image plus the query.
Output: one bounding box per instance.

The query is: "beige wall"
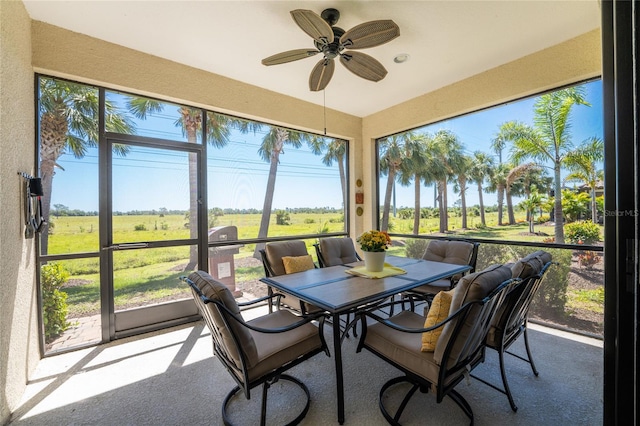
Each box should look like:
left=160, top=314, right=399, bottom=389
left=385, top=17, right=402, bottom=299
left=2, top=5, right=601, bottom=422
left=0, top=1, right=39, bottom=423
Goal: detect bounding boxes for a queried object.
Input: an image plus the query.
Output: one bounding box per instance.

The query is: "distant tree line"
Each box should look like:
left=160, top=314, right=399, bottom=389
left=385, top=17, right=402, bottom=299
left=50, top=204, right=343, bottom=217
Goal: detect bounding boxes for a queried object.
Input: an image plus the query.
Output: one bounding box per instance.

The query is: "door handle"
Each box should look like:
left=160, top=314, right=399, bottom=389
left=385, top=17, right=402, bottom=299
left=102, top=243, right=150, bottom=251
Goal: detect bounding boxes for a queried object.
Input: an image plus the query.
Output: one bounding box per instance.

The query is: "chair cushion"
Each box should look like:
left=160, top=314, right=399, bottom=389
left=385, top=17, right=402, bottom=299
left=364, top=310, right=470, bottom=390
left=434, top=264, right=512, bottom=366
left=411, top=278, right=453, bottom=296
left=188, top=271, right=258, bottom=369
left=246, top=310, right=323, bottom=382
left=422, top=240, right=474, bottom=266
left=319, top=238, right=360, bottom=266
left=421, top=290, right=454, bottom=352
left=486, top=251, right=553, bottom=347
left=282, top=255, right=315, bottom=274
left=511, top=250, right=553, bottom=279
left=265, top=240, right=310, bottom=276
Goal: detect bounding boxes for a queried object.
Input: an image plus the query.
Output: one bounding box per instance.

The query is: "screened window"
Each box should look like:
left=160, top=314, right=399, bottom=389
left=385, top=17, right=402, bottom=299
left=376, top=79, right=604, bottom=247
left=105, top=91, right=203, bottom=143
left=206, top=113, right=348, bottom=241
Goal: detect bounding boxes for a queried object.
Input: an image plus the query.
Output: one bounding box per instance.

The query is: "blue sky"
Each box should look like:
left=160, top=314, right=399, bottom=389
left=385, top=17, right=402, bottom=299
left=386, top=79, right=603, bottom=209
left=50, top=79, right=602, bottom=213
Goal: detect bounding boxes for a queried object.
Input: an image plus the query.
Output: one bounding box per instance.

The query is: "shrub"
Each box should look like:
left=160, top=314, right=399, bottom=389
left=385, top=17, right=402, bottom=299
left=329, top=215, right=344, bottom=223
left=404, top=238, right=429, bottom=259
left=565, top=221, right=601, bottom=245
left=304, top=218, right=316, bottom=224
left=476, top=244, right=570, bottom=315
left=134, top=223, right=147, bottom=231
left=276, top=210, right=290, bottom=225
left=41, top=262, right=71, bottom=340
left=577, top=250, right=599, bottom=268
left=537, top=215, right=550, bottom=223
left=316, top=221, right=330, bottom=234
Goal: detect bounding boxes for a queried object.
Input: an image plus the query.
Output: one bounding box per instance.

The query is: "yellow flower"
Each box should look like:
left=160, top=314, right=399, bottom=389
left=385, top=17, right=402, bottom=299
left=357, top=230, right=392, bottom=252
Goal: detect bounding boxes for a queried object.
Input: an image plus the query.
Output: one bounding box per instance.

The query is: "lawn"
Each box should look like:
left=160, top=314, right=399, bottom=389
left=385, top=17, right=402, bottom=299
left=47, top=210, right=604, bottom=336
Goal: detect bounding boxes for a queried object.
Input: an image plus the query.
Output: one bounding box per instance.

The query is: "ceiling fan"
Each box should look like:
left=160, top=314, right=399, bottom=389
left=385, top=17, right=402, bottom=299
left=261, top=8, right=400, bottom=91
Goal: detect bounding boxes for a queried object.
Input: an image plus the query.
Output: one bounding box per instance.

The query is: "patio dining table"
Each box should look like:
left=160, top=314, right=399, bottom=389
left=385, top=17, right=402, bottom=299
left=260, top=255, right=472, bottom=424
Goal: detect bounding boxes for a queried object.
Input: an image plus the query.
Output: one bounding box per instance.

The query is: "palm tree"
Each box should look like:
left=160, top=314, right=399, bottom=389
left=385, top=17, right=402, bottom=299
left=493, top=121, right=527, bottom=224
left=501, top=87, right=590, bottom=243
left=505, top=163, right=538, bottom=225
left=468, top=151, right=495, bottom=227
left=519, top=187, right=544, bottom=234
left=564, top=137, right=604, bottom=223
left=491, top=131, right=508, bottom=164
left=310, top=137, right=348, bottom=212
left=38, top=77, right=134, bottom=255
left=397, top=133, right=431, bottom=234
left=561, top=189, right=591, bottom=222
left=379, top=132, right=414, bottom=231
left=510, top=165, right=552, bottom=222
left=486, top=163, right=510, bottom=226
left=254, top=126, right=306, bottom=256
left=453, top=154, right=473, bottom=229
left=430, top=130, right=464, bottom=233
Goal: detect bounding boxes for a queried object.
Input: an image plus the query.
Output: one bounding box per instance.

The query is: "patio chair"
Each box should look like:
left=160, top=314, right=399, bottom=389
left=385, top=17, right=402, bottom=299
left=471, top=250, right=554, bottom=412
left=314, top=237, right=363, bottom=335
left=181, top=271, right=329, bottom=426
left=314, top=237, right=361, bottom=267
left=404, top=239, right=480, bottom=311
left=259, top=240, right=323, bottom=315
left=356, top=264, right=516, bottom=425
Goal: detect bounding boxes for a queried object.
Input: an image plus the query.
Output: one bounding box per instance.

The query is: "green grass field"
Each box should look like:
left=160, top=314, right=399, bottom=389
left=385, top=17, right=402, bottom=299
left=47, top=211, right=602, bottom=320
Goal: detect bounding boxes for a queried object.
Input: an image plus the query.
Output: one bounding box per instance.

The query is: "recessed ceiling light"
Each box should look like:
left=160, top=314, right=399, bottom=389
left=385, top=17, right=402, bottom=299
left=394, top=53, right=410, bottom=63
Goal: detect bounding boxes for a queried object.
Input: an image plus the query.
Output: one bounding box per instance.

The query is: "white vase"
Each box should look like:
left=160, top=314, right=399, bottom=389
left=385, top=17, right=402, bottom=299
left=363, top=251, right=386, bottom=272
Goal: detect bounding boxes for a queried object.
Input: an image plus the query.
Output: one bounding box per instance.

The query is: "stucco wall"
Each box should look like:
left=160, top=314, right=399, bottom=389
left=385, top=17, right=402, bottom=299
left=0, top=1, right=39, bottom=423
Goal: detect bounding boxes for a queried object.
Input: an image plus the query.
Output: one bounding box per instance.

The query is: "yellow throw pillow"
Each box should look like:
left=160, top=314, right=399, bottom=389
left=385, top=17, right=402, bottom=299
left=421, top=289, right=454, bottom=352
left=282, top=255, right=315, bottom=274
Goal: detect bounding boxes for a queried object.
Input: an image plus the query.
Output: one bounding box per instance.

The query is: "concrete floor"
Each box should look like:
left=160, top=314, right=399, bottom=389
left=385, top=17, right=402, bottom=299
left=12, top=303, right=603, bottom=426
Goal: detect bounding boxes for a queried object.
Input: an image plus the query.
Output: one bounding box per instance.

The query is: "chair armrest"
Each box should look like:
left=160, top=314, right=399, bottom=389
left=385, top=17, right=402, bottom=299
left=237, top=293, right=283, bottom=307
left=206, top=295, right=327, bottom=334
left=361, top=303, right=471, bottom=334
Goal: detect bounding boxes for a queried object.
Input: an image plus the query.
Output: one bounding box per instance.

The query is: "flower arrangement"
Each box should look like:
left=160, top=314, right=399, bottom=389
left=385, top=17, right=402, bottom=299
left=357, top=230, right=392, bottom=252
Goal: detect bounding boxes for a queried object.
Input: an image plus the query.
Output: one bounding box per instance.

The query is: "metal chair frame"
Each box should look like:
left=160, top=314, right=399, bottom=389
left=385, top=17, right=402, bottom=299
left=357, top=278, right=518, bottom=425
left=471, top=261, right=555, bottom=412
left=259, top=247, right=322, bottom=315
left=182, top=275, right=329, bottom=426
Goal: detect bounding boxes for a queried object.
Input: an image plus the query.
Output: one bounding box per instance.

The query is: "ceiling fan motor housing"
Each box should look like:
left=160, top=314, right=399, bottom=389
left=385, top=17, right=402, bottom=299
left=262, top=8, right=400, bottom=91
left=315, top=27, right=345, bottom=59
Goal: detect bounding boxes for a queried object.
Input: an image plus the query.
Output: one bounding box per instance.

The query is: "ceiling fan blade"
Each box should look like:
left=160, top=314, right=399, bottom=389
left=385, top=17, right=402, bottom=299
left=290, top=9, right=334, bottom=44
left=340, top=51, right=388, bottom=82
left=262, top=49, right=319, bottom=66
left=309, top=59, right=335, bottom=92
left=340, top=20, right=400, bottom=50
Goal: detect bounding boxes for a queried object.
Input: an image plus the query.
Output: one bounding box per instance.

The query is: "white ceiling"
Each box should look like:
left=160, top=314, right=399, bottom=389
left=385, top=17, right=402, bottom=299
left=23, top=1, right=601, bottom=117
